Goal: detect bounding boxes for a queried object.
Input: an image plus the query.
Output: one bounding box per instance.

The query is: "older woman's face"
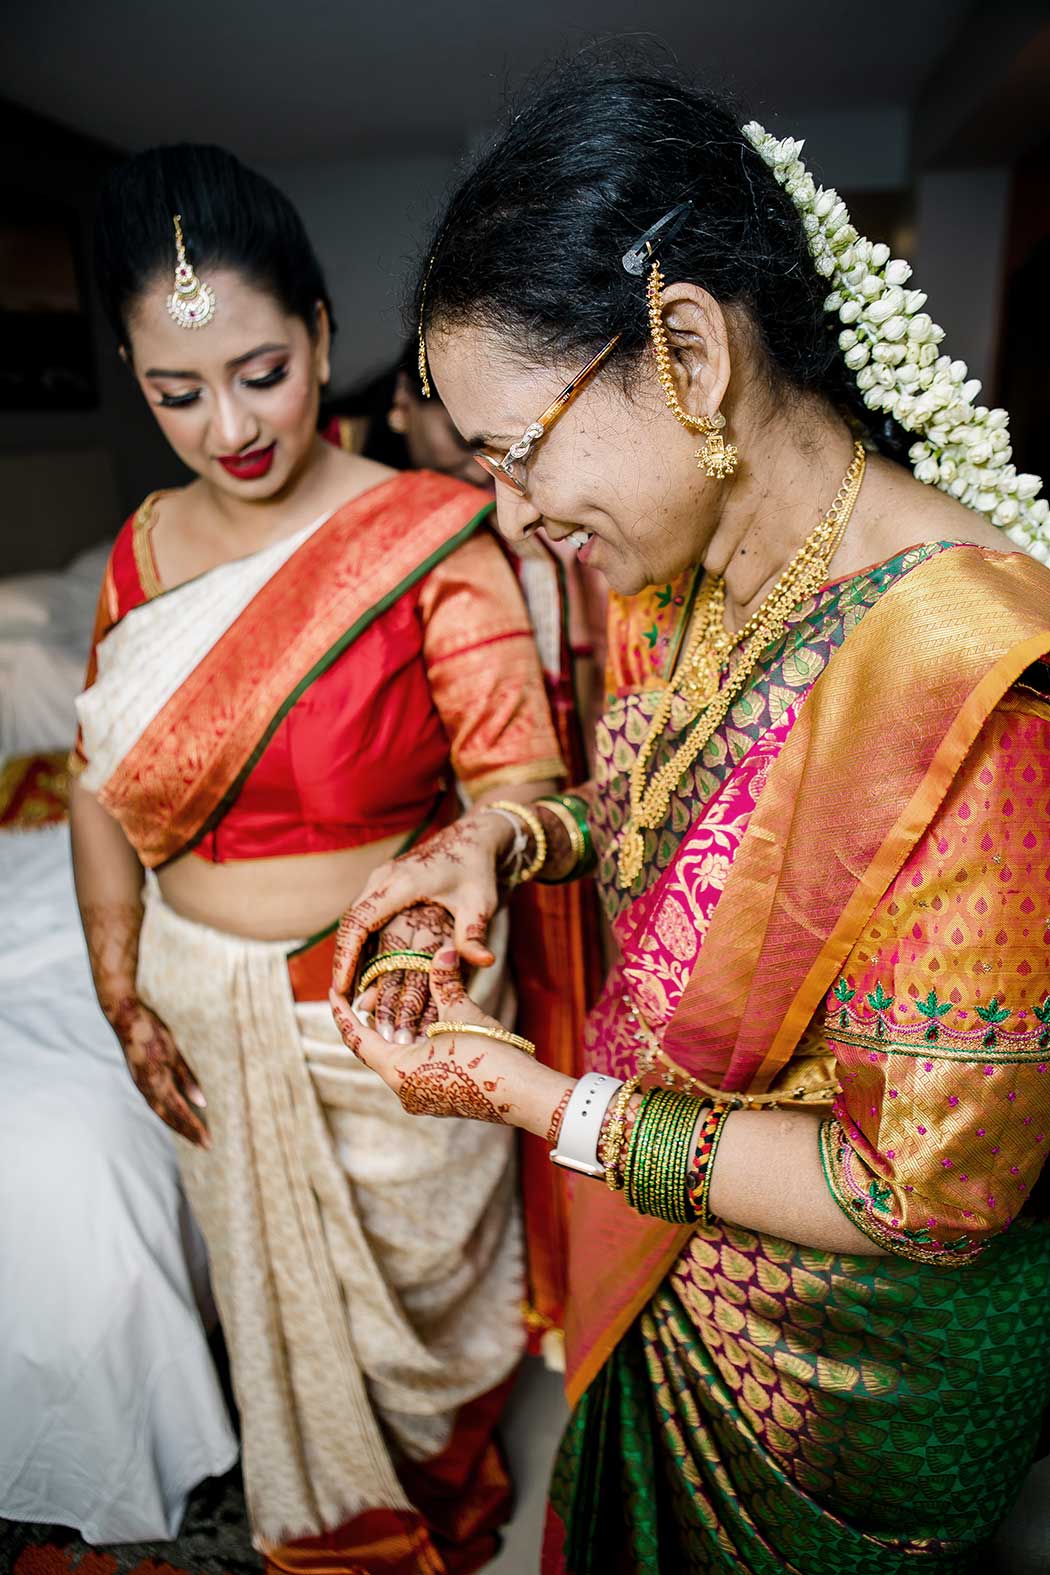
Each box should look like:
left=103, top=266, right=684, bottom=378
left=124, top=268, right=328, bottom=499
left=428, top=323, right=718, bottom=595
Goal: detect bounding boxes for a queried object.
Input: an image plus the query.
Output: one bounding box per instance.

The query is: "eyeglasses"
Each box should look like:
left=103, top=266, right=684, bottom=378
left=472, top=334, right=621, bottom=494
left=465, top=200, right=695, bottom=495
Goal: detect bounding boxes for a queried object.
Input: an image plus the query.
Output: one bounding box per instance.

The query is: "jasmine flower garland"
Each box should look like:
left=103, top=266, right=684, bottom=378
left=742, top=122, right=1048, bottom=563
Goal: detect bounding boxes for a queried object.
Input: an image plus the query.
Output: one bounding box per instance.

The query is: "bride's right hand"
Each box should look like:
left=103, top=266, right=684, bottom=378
left=109, top=997, right=210, bottom=1149
left=331, top=809, right=512, bottom=1001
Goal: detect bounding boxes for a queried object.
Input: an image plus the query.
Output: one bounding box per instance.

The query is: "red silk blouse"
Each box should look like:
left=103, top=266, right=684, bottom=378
left=82, top=473, right=564, bottom=863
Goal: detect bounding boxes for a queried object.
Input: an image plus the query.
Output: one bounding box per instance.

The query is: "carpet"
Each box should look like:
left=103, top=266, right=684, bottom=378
left=0, top=1469, right=259, bottom=1575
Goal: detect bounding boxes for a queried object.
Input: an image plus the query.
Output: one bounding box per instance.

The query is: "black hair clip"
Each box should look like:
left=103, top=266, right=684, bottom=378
left=621, top=201, right=694, bottom=276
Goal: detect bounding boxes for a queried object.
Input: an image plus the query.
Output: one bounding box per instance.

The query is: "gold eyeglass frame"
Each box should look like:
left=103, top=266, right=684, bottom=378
left=471, top=333, right=622, bottom=494
left=417, top=199, right=695, bottom=496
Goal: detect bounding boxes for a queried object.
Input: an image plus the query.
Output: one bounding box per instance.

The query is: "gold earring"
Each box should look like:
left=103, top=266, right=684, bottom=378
left=646, top=261, right=739, bottom=481
left=695, top=411, right=738, bottom=480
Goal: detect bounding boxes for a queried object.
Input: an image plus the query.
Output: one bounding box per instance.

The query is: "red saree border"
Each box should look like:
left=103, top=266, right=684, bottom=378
left=260, top=1375, right=514, bottom=1575
left=0, top=751, right=70, bottom=830
left=565, top=546, right=1050, bottom=1409
left=95, top=475, right=493, bottom=866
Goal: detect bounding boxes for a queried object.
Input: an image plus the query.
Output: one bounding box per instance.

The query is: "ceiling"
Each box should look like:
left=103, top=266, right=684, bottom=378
left=5, top=0, right=976, bottom=160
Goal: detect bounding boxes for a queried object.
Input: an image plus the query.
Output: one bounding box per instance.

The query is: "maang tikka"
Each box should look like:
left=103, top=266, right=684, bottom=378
left=167, top=214, right=216, bottom=330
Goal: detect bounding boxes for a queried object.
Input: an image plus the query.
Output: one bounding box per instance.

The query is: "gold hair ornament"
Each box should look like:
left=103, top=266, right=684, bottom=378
left=167, top=214, right=215, bottom=330
left=417, top=252, right=435, bottom=397
left=646, top=260, right=738, bottom=480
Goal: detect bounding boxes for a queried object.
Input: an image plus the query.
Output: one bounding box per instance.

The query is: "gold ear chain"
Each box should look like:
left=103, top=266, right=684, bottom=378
left=646, top=260, right=738, bottom=480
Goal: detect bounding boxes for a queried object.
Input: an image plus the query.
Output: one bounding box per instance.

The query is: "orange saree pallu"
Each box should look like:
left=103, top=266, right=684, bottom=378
left=74, top=473, right=572, bottom=1575
left=510, top=540, right=605, bottom=1360
left=546, top=543, right=1050, bottom=1574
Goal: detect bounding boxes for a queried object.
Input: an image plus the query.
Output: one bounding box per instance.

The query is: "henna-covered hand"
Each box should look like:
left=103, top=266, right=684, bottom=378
left=80, top=900, right=208, bottom=1149
left=109, top=996, right=210, bottom=1149
left=371, top=901, right=452, bottom=1043
left=330, top=945, right=576, bottom=1138
left=80, top=900, right=143, bottom=1020
left=332, top=811, right=510, bottom=1000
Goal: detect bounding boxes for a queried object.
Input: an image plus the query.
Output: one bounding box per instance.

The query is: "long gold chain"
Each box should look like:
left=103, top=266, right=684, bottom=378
left=617, top=441, right=867, bottom=888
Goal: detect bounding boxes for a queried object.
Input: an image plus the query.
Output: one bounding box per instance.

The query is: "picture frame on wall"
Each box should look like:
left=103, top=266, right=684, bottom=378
left=0, top=190, right=97, bottom=411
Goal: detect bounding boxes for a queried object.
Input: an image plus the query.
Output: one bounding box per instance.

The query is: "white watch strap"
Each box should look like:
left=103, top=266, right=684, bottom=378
left=550, top=1072, right=624, bottom=1178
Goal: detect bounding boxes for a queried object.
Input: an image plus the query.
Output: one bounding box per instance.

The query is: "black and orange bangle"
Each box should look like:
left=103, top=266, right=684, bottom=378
left=685, top=1102, right=732, bottom=1226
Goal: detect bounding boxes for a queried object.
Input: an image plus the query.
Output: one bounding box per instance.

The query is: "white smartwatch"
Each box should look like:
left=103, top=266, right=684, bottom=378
left=550, top=1072, right=624, bottom=1178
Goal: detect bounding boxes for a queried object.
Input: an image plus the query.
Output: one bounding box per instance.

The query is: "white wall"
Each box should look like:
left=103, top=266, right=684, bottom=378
left=913, top=166, right=1012, bottom=389
left=769, top=105, right=910, bottom=190
left=261, top=113, right=911, bottom=400
left=260, top=154, right=460, bottom=392
left=0, top=105, right=181, bottom=571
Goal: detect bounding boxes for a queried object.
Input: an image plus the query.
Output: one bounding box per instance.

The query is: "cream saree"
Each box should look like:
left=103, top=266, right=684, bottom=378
left=137, top=883, right=523, bottom=1561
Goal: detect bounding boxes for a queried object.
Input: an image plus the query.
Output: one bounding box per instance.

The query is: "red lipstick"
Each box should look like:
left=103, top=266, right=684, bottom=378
left=217, top=442, right=275, bottom=480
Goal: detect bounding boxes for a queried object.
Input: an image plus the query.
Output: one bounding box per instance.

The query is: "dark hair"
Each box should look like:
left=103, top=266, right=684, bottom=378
left=416, top=61, right=907, bottom=460
left=321, top=339, right=421, bottom=466
left=94, top=142, right=335, bottom=348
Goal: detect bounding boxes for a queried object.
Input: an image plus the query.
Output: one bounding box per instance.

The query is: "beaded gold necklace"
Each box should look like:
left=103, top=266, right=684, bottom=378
left=617, top=441, right=867, bottom=888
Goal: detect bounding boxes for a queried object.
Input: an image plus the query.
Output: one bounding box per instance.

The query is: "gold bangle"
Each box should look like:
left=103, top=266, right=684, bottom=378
left=537, top=797, right=585, bottom=871
left=358, top=953, right=433, bottom=992
left=599, top=1073, right=644, bottom=1191
left=486, top=800, right=547, bottom=885
left=425, top=1020, right=537, bottom=1056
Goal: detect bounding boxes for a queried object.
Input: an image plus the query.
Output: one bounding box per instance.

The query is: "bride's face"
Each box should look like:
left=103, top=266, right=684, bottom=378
left=124, top=268, right=329, bottom=499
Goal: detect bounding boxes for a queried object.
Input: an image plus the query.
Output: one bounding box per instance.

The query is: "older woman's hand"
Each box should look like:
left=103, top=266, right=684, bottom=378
left=331, top=809, right=511, bottom=1001
left=330, top=945, right=574, bottom=1140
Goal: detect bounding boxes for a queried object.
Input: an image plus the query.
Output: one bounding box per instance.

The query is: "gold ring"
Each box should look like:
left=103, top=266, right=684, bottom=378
left=358, top=953, right=433, bottom=993
left=425, top=1021, right=537, bottom=1056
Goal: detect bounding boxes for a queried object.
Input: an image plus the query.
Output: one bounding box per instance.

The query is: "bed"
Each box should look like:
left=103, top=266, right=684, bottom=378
left=0, top=548, right=237, bottom=1543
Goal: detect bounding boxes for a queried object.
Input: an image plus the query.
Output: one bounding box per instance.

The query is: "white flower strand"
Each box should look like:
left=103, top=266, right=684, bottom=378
left=741, top=122, right=1049, bottom=562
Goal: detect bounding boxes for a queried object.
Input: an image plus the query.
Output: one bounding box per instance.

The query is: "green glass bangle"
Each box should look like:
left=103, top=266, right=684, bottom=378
left=627, top=1088, right=699, bottom=1224
left=560, top=794, right=595, bottom=865
left=658, top=1097, right=701, bottom=1225
left=536, top=792, right=596, bottom=882
left=642, top=1092, right=679, bottom=1217
left=638, top=1092, right=671, bottom=1216
left=624, top=1089, right=656, bottom=1212
left=627, top=1104, right=655, bottom=1213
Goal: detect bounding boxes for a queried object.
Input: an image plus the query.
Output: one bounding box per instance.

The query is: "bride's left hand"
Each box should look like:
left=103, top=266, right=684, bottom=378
left=330, top=945, right=574, bottom=1140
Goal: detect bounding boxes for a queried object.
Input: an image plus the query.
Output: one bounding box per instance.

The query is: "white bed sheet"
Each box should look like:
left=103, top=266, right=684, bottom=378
left=0, top=822, right=238, bottom=1542
left=0, top=543, right=110, bottom=757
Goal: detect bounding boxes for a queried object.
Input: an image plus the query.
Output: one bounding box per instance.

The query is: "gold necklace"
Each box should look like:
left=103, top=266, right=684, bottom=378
left=617, top=441, right=867, bottom=888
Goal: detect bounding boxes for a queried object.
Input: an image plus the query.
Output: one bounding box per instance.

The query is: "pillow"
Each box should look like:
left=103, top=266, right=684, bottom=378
left=0, top=575, right=56, bottom=633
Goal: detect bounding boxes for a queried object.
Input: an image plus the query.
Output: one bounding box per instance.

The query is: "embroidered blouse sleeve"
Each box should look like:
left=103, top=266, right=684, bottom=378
left=419, top=529, right=565, bottom=797
left=68, top=544, right=124, bottom=777
left=818, top=692, right=1050, bottom=1265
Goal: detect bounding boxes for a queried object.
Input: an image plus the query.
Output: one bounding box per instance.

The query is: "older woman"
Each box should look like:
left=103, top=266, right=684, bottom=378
left=331, top=64, right=1050, bottom=1575
left=71, top=143, right=568, bottom=1574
